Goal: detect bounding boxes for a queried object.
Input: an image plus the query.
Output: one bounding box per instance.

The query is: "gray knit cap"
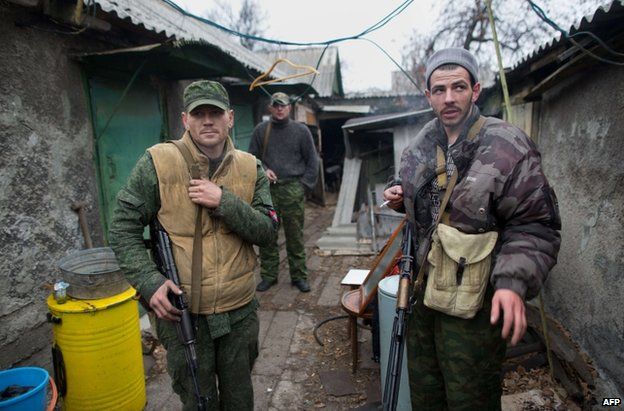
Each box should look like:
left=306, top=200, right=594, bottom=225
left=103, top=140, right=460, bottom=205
left=425, top=48, right=479, bottom=88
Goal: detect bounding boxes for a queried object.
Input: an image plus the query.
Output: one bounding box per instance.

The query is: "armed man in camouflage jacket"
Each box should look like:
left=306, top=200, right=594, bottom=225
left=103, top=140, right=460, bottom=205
left=384, top=48, right=561, bottom=409
left=109, top=80, right=278, bottom=411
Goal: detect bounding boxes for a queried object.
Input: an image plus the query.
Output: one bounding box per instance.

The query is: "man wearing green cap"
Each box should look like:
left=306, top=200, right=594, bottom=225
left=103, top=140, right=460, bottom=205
left=248, top=92, right=319, bottom=293
left=109, top=80, right=278, bottom=410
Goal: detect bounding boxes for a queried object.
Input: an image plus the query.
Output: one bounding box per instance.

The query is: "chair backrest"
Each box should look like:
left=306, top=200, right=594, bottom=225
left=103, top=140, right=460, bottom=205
left=358, top=219, right=405, bottom=315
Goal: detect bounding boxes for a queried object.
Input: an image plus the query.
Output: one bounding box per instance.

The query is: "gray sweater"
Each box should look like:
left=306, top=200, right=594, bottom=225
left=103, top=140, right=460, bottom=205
left=248, top=118, right=319, bottom=189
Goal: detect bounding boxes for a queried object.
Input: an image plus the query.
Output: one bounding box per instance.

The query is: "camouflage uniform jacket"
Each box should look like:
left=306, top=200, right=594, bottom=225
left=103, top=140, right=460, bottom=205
left=109, top=138, right=278, bottom=310
left=398, top=106, right=561, bottom=299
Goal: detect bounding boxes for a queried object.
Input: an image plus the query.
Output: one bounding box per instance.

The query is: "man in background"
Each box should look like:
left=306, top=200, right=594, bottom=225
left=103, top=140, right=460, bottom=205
left=249, top=92, right=319, bottom=293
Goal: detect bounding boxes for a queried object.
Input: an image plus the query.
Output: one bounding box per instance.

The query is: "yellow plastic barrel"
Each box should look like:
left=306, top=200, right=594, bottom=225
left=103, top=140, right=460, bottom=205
left=47, top=287, right=146, bottom=411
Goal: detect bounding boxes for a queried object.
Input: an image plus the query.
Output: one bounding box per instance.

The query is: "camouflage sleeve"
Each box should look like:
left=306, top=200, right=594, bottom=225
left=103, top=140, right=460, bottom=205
left=212, top=160, right=278, bottom=246
left=491, top=149, right=561, bottom=300
left=108, top=153, right=166, bottom=303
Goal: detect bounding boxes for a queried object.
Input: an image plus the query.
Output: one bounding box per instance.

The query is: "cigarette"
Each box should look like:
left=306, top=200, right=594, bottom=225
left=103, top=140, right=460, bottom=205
left=380, top=200, right=390, bottom=208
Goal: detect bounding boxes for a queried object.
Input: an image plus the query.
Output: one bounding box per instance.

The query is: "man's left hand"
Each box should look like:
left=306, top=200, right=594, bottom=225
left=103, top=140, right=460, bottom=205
left=188, top=179, right=222, bottom=208
left=490, top=289, right=526, bottom=346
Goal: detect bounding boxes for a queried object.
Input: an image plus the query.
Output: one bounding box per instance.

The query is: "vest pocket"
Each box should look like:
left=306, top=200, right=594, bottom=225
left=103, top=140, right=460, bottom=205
left=424, top=224, right=498, bottom=319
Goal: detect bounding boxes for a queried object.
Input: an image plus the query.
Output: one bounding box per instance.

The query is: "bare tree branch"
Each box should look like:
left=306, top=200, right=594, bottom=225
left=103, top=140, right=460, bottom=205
left=205, top=0, right=268, bottom=51
left=400, top=0, right=608, bottom=90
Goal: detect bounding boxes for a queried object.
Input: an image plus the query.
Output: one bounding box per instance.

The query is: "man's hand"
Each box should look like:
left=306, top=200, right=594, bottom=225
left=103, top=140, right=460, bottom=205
left=383, top=185, right=404, bottom=210
left=149, top=280, right=183, bottom=321
left=265, top=169, right=278, bottom=184
left=189, top=179, right=222, bottom=208
left=490, top=289, right=526, bottom=346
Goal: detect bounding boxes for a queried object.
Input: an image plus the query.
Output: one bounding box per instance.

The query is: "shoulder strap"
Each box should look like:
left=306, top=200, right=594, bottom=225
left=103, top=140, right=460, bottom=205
left=167, top=139, right=203, bottom=313
left=434, top=116, right=486, bottom=191
left=169, top=139, right=200, bottom=179
left=413, top=116, right=487, bottom=292
left=261, top=121, right=272, bottom=161
left=467, top=115, right=486, bottom=142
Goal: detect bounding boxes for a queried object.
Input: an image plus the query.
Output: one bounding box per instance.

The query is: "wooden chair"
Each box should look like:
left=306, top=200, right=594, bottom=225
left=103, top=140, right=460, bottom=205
left=340, top=220, right=404, bottom=373
left=341, top=290, right=373, bottom=374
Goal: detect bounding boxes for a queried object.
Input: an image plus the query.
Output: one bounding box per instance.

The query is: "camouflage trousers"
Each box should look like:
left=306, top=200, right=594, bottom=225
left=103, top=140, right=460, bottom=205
left=406, top=286, right=506, bottom=410
left=156, top=311, right=259, bottom=411
left=259, top=180, right=308, bottom=281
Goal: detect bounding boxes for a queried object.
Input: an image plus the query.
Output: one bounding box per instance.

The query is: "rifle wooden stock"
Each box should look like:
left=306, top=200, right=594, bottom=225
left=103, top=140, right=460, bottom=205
left=396, top=277, right=411, bottom=309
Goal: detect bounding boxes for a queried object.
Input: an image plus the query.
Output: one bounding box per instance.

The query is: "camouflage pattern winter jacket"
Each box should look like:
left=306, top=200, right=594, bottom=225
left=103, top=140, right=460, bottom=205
left=398, top=106, right=561, bottom=300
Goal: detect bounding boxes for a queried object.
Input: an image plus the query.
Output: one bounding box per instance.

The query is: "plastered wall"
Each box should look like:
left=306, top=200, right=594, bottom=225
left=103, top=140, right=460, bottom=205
left=537, top=65, right=624, bottom=398
left=0, top=4, right=105, bottom=369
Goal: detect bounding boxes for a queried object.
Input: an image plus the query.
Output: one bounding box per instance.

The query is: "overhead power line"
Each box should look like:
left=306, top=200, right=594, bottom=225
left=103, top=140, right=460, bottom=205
left=528, top=0, right=624, bottom=66
left=162, top=0, right=414, bottom=47
left=162, top=0, right=423, bottom=94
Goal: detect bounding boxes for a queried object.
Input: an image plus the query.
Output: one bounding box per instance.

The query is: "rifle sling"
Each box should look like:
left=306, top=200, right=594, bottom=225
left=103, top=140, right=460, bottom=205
left=413, top=116, right=486, bottom=292
left=169, top=139, right=203, bottom=314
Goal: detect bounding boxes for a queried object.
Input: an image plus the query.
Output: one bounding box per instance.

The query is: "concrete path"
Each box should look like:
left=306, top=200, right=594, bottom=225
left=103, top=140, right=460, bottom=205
left=144, top=201, right=381, bottom=410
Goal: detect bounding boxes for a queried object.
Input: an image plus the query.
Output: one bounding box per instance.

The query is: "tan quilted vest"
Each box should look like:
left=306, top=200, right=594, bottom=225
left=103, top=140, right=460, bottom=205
left=148, top=132, right=257, bottom=314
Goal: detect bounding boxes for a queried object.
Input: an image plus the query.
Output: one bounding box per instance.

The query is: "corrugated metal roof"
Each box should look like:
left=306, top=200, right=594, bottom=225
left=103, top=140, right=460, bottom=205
left=93, top=0, right=289, bottom=79
left=510, top=0, right=624, bottom=71
left=256, top=47, right=343, bottom=97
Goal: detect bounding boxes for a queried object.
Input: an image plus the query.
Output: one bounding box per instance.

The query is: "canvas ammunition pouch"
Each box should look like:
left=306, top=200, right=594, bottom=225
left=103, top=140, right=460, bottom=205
left=423, top=224, right=498, bottom=319
left=411, top=115, right=493, bottom=319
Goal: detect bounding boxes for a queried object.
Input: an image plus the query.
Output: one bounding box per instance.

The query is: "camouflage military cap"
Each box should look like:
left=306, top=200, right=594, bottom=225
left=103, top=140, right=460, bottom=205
left=270, top=92, right=290, bottom=106
left=183, top=80, right=230, bottom=112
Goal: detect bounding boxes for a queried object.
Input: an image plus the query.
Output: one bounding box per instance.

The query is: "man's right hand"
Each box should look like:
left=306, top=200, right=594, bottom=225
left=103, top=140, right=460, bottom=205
left=266, top=169, right=278, bottom=184
left=383, top=185, right=404, bottom=210
left=149, top=280, right=183, bottom=321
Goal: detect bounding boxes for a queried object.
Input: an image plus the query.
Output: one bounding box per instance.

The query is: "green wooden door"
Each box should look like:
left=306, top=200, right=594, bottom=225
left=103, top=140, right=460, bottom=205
left=231, top=104, right=254, bottom=152
left=88, top=75, right=164, bottom=237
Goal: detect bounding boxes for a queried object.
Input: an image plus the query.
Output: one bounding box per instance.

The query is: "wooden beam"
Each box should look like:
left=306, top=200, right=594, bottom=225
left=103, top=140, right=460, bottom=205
left=506, top=341, right=544, bottom=359
left=526, top=305, right=595, bottom=386
left=526, top=31, right=624, bottom=99
left=43, top=0, right=111, bottom=32
left=524, top=51, right=594, bottom=99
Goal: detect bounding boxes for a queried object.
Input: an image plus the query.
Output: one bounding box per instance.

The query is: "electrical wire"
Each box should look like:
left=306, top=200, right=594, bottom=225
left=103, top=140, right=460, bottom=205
left=528, top=0, right=624, bottom=66
left=162, top=0, right=422, bottom=95
left=359, top=38, right=424, bottom=94
left=162, top=0, right=414, bottom=47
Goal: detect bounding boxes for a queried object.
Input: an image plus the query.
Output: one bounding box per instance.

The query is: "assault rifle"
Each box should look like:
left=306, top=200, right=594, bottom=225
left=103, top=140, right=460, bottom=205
left=382, top=222, right=414, bottom=411
left=151, top=220, right=208, bottom=411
